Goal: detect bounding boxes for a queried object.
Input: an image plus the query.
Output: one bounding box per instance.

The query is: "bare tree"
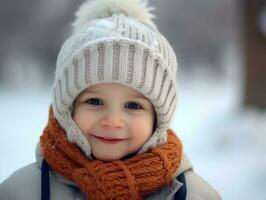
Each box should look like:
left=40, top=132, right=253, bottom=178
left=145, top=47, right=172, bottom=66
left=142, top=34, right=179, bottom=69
left=243, top=0, right=266, bottom=109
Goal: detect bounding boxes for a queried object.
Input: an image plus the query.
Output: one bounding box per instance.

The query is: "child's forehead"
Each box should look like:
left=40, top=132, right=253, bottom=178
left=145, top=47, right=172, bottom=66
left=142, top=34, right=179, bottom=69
left=84, top=83, right=145, bottom=98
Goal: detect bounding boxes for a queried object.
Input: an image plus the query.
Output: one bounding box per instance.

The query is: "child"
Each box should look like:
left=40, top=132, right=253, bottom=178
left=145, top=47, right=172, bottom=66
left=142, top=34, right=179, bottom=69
left=0, top=0, right=221, bottom=199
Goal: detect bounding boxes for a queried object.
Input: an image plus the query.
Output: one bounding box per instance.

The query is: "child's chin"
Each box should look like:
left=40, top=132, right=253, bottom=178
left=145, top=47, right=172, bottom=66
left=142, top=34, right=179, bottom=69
left=92, top=149, right=139, bottom=161
left=92, top=153, right=124, bottom=161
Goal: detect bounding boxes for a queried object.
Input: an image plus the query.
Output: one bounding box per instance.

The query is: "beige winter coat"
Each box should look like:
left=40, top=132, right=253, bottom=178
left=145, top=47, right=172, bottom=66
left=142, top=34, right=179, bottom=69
left=0, top=144, right=221, bottom=200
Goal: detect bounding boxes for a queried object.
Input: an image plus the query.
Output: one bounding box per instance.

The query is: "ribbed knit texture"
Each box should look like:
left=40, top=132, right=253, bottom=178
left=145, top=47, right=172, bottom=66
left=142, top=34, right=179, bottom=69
left=40, top=107, right=183, bottom=200
left=52, top=14, right=177, bottom=158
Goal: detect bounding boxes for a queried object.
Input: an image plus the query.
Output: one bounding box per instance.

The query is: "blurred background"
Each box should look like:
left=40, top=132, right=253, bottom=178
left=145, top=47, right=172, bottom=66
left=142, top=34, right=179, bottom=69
left=1, top=0, right=266, bottom=199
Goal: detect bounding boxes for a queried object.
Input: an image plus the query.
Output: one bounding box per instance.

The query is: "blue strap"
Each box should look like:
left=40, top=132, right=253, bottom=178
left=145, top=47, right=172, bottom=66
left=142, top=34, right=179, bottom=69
left=174, top=172, right=187, bottom=200
left=41, top=159, right=50, bottom=200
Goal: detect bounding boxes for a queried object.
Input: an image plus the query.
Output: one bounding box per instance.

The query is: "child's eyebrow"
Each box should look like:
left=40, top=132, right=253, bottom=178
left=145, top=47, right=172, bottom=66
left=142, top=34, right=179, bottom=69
left=132, top=94, right=149, bottom=101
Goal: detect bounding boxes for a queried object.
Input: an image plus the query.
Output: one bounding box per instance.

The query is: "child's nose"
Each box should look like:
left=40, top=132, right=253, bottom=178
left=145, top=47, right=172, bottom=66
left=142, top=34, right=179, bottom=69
left=100, top=114, right=124, bottom=129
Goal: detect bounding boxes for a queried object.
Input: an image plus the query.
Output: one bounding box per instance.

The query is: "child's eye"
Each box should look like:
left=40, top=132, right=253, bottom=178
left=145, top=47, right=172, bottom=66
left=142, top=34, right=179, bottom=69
left=125, top=102, right=143, bottom=110
left=85, top=98, right=103, bottom=106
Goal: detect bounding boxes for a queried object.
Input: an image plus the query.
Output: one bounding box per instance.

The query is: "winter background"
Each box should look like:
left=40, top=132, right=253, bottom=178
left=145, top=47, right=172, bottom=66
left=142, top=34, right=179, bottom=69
left=1, top=0, right=266, bottom=199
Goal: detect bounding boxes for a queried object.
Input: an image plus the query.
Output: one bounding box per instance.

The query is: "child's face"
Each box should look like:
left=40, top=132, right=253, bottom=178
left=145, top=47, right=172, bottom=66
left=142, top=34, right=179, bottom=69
left=73, top=83, right=155, bottom=161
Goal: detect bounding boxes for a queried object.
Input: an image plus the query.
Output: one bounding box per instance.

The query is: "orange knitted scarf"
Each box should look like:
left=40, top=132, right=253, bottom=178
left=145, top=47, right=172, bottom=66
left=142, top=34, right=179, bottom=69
left=40, top=108, right=183, bottom=200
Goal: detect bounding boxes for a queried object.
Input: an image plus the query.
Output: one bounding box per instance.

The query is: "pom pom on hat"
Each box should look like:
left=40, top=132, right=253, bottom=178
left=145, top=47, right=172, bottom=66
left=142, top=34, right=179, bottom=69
left=72, top=0, right=157, bottom=32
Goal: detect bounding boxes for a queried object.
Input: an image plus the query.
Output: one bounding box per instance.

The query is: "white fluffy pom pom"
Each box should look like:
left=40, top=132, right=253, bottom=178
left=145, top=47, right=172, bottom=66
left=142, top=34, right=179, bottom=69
left=72, top=0, right=156, bottom=32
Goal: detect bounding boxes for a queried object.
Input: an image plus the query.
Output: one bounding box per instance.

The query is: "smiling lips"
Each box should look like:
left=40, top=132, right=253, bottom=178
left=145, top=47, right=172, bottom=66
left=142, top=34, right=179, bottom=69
left=92, top=135, right=126, bottom=144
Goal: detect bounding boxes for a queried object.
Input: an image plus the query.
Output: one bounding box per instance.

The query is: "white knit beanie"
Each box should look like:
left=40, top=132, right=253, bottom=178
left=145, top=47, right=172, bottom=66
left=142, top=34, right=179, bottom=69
left=52, top=0, right=178, bottom=158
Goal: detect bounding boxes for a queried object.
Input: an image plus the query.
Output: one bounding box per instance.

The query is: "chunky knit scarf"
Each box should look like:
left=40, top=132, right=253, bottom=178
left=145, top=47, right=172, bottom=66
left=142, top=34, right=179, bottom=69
left=40, top=108, right=183, bottom=200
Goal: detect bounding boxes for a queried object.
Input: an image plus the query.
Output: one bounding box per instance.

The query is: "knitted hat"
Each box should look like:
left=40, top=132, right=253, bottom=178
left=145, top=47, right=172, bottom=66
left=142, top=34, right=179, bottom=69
left=51, top=0, right=178, bottom=158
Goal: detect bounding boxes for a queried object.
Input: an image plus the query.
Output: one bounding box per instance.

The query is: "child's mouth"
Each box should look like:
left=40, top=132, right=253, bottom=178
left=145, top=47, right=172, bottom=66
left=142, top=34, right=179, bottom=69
left=92, top=135, right=125, bottom=144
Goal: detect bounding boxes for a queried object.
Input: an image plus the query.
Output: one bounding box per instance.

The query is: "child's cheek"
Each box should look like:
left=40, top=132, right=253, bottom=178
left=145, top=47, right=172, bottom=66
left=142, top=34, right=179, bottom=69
left=72, top=109, right=91, bottom=132
left=130, top=116, right=154, bottom=136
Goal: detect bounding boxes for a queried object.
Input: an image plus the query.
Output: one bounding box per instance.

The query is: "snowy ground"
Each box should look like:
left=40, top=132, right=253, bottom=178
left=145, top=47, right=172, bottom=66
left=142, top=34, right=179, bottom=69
left=0, top=64, right=266, bottom=199
left=173, top=67, right=266, bottom=200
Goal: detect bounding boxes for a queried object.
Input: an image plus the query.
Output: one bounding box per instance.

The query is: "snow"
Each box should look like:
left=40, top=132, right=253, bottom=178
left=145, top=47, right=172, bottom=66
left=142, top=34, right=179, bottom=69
left=171, top=64, right=266, bottom=199
left=0, top=89, right=50, bottom=180
left=1, top=61, right=266, bottom=199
